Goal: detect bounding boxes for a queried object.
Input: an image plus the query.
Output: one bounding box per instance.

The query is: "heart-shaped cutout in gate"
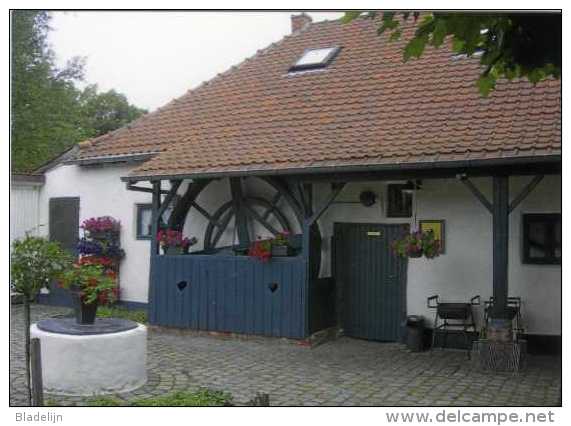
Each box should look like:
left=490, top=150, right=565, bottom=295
left=177, top=281, right=188, bottom=292
left=268, top=283, right=279, bottom=293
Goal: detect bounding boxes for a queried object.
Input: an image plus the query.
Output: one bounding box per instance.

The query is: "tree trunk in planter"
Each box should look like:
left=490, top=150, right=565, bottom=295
left=23, top=296, right=32, bottom=406
left=70, top=291, right=98, bottom=325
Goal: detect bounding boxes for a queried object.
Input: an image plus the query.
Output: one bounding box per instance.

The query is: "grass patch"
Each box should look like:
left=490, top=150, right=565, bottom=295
left=86, top=396, right=125, bottom=406
left=96, top=306, right=148, bottom=323
left=131, top=389, right=233, bottom=407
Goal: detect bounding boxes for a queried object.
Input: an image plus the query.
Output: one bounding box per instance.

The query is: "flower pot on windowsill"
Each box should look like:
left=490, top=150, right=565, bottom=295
left=70, top=290, right=98, bottom=325
left=164, top=246, right=188, bottom=255
left=408, top=250, right=423, bottom=258
left=87, top=230, right=119, bottom=241
left=271, top=245, right=292, bottom=257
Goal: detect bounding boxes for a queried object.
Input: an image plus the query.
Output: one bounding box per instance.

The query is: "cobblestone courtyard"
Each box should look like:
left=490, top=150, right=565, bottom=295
left=10, top=304, right=561, bottom=406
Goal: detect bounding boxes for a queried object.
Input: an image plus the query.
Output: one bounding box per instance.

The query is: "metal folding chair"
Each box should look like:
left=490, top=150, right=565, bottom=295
left=428, top=294, right=480, bottom=358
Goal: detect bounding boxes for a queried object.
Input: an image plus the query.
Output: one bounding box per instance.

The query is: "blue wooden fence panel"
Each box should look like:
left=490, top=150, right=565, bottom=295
left=149, top=255, right=307, bottom=339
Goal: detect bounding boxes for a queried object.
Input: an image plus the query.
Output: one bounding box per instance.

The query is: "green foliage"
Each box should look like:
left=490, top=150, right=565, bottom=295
left=11, top=11, right=146, bottom=173
left=96, top=306, right=148, bottom=323
left=86, top=396, right=125, bottom=406
left=10, top=236, right=72, bottom=299
left=343, top=11, right=561, bottom=95
left=49, top=389, right=234, bottom=407
left=79, top=85, right=147, bottom=138
left=58, top=264, right=116, bottom=305
left=131, top=389, right=233, bottom=407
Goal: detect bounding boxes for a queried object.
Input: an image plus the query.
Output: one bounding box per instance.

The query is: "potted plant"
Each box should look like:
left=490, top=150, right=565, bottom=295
left=58, top=264, right=117, bottom=324
left=11, top=236, right=72, bottom=405
left=157, top=229, right=197, bottom=255
left=248, top=238, right=272, bottom=262
left=392, top=230, right=442, bottom=259
left=81, top=216, right=121, bottom=240
left=270, top=231, right=292, bottom=257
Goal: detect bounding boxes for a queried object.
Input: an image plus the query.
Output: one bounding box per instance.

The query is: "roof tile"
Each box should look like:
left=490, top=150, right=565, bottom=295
left=76, top=16, right=561, bottom=178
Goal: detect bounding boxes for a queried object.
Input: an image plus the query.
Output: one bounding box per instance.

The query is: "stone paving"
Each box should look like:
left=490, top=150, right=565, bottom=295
left=10, top=304, right=561, bottom=406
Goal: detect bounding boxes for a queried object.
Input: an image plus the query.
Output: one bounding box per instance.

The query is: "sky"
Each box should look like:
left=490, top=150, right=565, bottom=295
left=48, top=12, right=344, bottom=112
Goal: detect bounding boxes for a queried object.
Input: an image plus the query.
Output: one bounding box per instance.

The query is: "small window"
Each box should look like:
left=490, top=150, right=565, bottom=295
left=136, top=204, right=153, bottom=240
left=522, top=213, right=561, bottom=265
left=387, top=184, right=412, bottom=218
left=289, top=47, right=341, bottom=72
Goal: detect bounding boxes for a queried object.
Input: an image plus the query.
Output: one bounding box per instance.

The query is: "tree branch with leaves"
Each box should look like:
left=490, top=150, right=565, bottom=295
left=11, top=236, right=72, bottom=405
left=343, top=11, right=561, bottom=95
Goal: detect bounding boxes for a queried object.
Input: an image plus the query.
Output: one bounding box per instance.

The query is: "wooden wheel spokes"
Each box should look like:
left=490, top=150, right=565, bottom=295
left=204, top=196, right=291, bottom=251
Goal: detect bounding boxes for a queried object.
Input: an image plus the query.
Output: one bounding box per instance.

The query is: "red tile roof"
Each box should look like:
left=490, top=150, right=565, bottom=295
left=76, top=17, right=561, bottom=179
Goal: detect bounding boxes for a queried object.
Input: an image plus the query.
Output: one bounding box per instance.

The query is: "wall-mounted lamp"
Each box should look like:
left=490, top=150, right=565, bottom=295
left=359, top=190, right=376, bottom=207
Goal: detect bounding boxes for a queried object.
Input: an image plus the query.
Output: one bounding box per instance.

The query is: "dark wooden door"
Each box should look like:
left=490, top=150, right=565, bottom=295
left=49, top=197, right=80, bottom=253
left=43, top=197, right=79, bottom=306
left=334, top=223, right=407, bottom=341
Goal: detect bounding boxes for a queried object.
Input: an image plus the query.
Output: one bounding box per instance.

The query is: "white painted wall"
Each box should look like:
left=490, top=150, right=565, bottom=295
left=39, top=163, right=154, bottom=304
left=315, top=175, right=561, bottom=336
left=10, top=183, right=42, bottom=244
left=40, top=164, right=561, bottom=336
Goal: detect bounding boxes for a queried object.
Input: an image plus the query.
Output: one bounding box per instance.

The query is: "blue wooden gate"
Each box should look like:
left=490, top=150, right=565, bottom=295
left=150, top=255, right=307, bottom=339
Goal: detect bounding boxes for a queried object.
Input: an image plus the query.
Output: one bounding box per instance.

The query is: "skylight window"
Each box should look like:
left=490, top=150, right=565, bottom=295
left=289, top=47, right=341, bottom=72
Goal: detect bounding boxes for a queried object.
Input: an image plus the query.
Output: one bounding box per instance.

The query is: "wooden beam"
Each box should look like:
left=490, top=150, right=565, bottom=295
left=308, top=183, right=346, bottom=225
left=492, top=176, right=509, bottom=318
left=167, top=180, right=211, bottom=230
left=292, top=161, right=561, bottom=185
left=260, top=176, right=304, bottom=227
left=230, top=177, right=250, bottom=248
left=157, top=180, right=182, bottom=220
left=459, top=176, right=493, bottom=213
left=127, top=182, right=169, bottom=194
left=509, top=175, right=544, bottom=214
left=150, top=181, right=161, bottom=255
left=242, top=203, right=280, bottom=235
left=190, top=200, right=222, bottom=227
left=303, top=183, right=313, bottom=215
left=261, top=192, right=282, bottom=221
left=211, top=210, right=234, bottom=248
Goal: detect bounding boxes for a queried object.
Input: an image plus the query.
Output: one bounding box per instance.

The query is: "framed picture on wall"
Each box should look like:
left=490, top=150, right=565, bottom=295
left=419, top=220, right=446, bottom=254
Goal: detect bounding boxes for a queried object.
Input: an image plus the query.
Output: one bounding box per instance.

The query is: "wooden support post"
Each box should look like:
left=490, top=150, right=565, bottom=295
left=308, top=183, right=346, bottom=226
left=303, top=183, right=313, bottom=214
left=492, top=176, right=509, bottom=318
left=30, top=338, right=44, bottom=407
left=156, top=180, right=181, bottom=220
left=230, top=177, right=250, bottom=248
left=151, top=180, right=161, bottom=256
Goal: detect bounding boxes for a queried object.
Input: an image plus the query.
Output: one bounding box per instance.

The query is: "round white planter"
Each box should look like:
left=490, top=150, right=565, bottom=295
left=30, top=323, right=147, bottom=396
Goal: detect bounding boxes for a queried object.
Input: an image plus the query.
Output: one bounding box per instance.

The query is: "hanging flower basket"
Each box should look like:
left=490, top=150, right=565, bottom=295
left=391, top=230, right=442, bottom=260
